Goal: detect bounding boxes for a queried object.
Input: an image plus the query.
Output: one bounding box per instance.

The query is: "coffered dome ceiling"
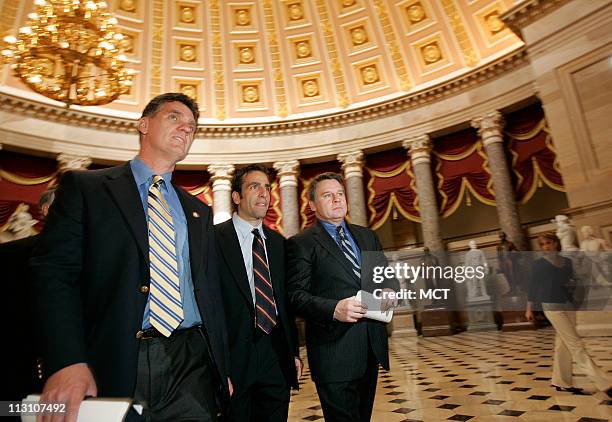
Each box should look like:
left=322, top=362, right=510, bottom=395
left=0, top=0, right=524, bottom=126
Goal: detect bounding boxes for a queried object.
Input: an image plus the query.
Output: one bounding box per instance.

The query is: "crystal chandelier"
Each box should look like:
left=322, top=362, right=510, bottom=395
left=1, top=0, right=134, bottom=107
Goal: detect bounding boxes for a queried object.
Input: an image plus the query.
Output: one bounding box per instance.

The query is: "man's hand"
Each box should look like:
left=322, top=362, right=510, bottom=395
left=333, top=297, right=367, bottom=322
left=39, top=363, right=96, bottom=422
left=294, top=357, right=303, bottom=380
left=228, top=378, right=234, bottom=397
left=380, top=288, right=398, bottom=313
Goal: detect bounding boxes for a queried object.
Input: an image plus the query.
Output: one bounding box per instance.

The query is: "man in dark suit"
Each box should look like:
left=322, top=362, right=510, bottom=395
left=215, top=164, right=301, bottom=421
left=286, top=172, right=396, bottom=422
left=30, top=93, right=230, bottom=422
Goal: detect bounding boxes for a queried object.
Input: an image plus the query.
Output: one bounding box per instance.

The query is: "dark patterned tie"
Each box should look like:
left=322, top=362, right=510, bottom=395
left=252, top=228, right=277, bottom=334
left=336, top=225, right=361, bottom=279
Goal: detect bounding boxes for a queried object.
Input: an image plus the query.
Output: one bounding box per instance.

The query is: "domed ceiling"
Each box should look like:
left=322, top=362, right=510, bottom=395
left=0, top=0, right=523, bottom=125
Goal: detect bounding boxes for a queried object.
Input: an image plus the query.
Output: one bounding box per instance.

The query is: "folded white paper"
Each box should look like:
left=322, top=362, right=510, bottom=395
left=21, top=395, right=131, bottom=422
left=355, top=290, right=394, bottom=323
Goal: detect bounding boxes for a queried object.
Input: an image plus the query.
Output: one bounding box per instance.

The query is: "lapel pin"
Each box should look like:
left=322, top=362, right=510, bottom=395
left=192, top=211, right=200, bottom=218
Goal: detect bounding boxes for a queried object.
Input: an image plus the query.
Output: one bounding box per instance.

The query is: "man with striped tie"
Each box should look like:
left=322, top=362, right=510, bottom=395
left=287, top=172, right=396, bottom=422
left=215, top=164, right=300, bottom=421
left=31, top=93, right=230, bottom=421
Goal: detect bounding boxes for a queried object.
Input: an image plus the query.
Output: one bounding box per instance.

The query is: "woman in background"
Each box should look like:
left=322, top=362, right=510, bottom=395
left=525, top=233, right=612, bottom=397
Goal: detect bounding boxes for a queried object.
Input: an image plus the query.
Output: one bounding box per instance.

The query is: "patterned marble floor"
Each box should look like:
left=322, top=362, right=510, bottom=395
left=287, top=327, right=612, bottom=421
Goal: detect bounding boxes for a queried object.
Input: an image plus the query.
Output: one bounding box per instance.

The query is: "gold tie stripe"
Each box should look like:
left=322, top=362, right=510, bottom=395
left=148, top=175, right=183, bottom=337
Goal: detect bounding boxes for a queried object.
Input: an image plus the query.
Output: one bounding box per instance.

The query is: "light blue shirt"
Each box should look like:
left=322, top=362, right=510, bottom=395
left=130, top=157, right=201, bottom=329
left=232, top=213, right=269, bottom=307
left=319, top=219, right=361, bottom=263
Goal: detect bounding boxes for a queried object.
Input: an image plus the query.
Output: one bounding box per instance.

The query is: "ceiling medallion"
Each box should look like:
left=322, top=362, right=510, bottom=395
left=360, top=65, right=380, bottom=85
left=242, top=85, right=260, bottom=103
left=295, top=41, right=311, bottom=58
left=180, top=6, right=196, bottom=24
left=235, top=9, right=251, bottom=26
left=302, top=79, right=319, bottom=97
left=422, top=43, right=442, bottom=63
left=287, top=3, right=304, bottom=21
left=350, top=26, right=368, bottom=46
left=1, top=0, right=135, bottom=107
left=238, top=47, right=255, bottom=64
left=407, top=3, right=426, bottom=23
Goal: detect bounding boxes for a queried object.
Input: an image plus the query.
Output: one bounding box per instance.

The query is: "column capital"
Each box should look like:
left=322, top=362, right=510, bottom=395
left=471, top=111, right=505, bottom=146
left=273, top=160, right=300, bottom=177
left=56, top=153, right=92, bottom=172
left=208, top=164, right=235, bottom=190
left=337, top=150, right=364, bottom=179
left=403, top=135, right=431, bottom=165
left=273, top=160, right=300, bottom=188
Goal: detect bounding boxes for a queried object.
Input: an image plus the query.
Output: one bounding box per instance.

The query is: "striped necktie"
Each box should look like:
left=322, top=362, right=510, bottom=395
left=336, top=225, right=361, bottom=279
left=147, top=175, right=183, bottom=337
left=252, top=228, right=277, bottom=334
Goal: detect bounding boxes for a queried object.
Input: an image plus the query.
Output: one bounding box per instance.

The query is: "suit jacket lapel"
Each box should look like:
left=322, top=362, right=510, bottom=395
left=218, top=221, right=254, bottom=305
left=175, top=186, right=205, bottom=282
left=263, top=226, right=284, bottom=305
left=312, top=222, right=361, bottom=285
left=104, top=164, right=148, bottom=262
left=348, top=224, right=370, bottom=253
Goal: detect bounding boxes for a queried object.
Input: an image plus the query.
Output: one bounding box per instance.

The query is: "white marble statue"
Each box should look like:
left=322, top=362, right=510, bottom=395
left=464, top=240, right=490, bottom=301
left=552, top=214, right=579, bottom=252
left=579, top=225, right=611, bottom=286
left=0, top=203, right=38, bottom=243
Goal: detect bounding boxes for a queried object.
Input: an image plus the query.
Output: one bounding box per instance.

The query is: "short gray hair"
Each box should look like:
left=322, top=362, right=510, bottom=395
left=307, top=172, right=344, bottom=201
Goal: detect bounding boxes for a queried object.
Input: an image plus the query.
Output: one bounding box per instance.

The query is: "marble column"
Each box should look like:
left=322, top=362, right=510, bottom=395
left=273, top=160, right=300, bottom=238
left=337, top=150, right=367, bottom=227
left=56, top=153, right=92, bottom=172
left=403, top=136, right=444, bottom=251
left=208, top=164, right=235, bottom=224
left=471, top=111, right=527, bottom=250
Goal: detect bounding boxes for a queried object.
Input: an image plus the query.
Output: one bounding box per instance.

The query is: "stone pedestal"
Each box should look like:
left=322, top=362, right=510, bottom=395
left=497, top=295, right=535, bottom=332
left=466, top=300, right=496, bottom=331
left=388, top=309, right=417, bottom=337
left=419, top=308, right=455, bottom=337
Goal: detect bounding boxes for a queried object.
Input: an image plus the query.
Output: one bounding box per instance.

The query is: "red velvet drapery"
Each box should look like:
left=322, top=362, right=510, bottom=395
left=505, top=103, right=564, bottom=203
left=433, top=129, right=495, bottom=217
left=365, top=148, right=419, bottom=229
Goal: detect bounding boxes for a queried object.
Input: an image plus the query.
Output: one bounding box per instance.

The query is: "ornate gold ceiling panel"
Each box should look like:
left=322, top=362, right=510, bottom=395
left=0, top=0, right=523, bottom=124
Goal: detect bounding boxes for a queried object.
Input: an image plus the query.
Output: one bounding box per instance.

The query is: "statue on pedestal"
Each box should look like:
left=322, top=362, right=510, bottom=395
left=552, top=214, right=579, bottom=252
left=579, top=225, right=611, bottom=287
left=0, top=203, right=38, bottom=244
left=464, top=240, right=490, bottom=301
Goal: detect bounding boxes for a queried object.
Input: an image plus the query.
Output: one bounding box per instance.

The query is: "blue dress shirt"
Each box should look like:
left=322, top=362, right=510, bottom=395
left=130, top=157, right=202, bottom=329
left=319, top=219, right=361, bottom=263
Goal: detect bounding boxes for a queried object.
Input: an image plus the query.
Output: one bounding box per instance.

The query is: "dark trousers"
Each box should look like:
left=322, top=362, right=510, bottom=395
left=132, top=327, right=220, bottom=422
left=228, top=328, right=290, bottom=422
left=315, top=348, right=379, bottom=422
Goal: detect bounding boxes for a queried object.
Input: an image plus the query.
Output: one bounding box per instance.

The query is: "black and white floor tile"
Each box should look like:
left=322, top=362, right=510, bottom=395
left=288, top=327, right=612, bottom=421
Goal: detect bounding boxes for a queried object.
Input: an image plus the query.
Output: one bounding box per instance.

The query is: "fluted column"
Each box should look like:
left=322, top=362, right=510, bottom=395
left=337, top=150, right=367, bottom=227
left=208, top=164, right=235, bottom=224
left=403, top=135, right=444, bottom=251
left=56, top=153, right=92, bottom=172
left=472, top=111, right=527, bottom=250
left=273, top=160, right=300, bottom=238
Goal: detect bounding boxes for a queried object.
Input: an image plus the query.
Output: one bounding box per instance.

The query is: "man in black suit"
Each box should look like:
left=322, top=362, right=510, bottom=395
left=30, top=93, right=230, bottom=422
left=215, top=164, right=301, bottom=421
left=286, top=172, right=396, bottom=422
